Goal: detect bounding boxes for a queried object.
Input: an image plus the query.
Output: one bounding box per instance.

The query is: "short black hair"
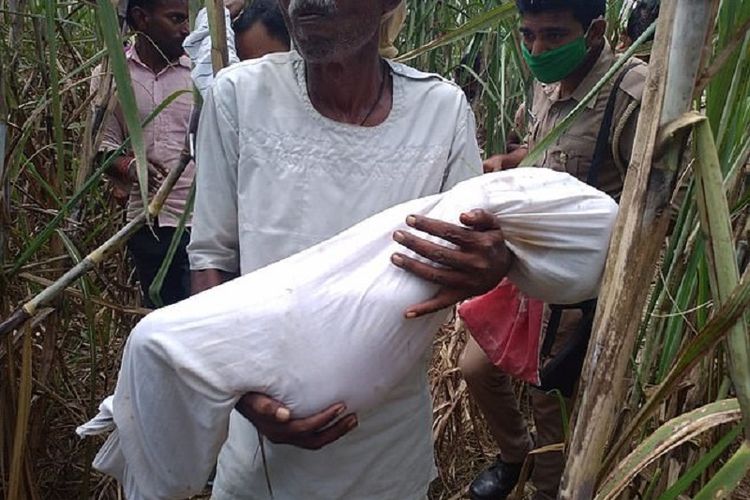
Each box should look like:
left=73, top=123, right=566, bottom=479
left=626, top=0, right=659, bottom=42
left=232, top=0, right=290, bottom=47
left=516, top=0, right=606, bottom=29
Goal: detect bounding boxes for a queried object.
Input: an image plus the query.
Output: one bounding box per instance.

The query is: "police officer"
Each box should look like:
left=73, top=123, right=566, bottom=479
left=461, top=1, right=649, bottom=498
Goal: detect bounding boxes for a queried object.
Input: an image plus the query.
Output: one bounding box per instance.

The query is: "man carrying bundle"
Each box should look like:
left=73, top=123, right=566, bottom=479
left=188, top=1, right=511, bottom=498
left=462, top=0, right=648, bottom=498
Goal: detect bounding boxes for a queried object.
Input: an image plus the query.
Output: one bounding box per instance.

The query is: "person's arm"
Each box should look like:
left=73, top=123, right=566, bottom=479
left=188, top=87, right=241, bottom=280
left=483, top=103, right=530, bottom=173
left=394, top=97, right=512, bottom=318
left=482, top=146, right=528, bottom=173
left=191, top=268, right=236, bottom=295
left=96, top=80, right=130, bottom=185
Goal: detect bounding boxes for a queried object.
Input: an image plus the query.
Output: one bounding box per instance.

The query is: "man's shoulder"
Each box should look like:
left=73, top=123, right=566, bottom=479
left=389, top=61, right=469, bottom=116
left=389, top=61, right=465, bottom=97
left=212, top=51, right=297, bottom=94
left=618, top=58, right=649, bottom=102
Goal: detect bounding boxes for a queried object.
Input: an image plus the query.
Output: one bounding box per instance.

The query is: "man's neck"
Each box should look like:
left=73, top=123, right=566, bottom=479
left=305, top=38, right=391, bottom=126
left=134, top=36, right=174, bottom=74
left=559, top=42, right=604, bottom=99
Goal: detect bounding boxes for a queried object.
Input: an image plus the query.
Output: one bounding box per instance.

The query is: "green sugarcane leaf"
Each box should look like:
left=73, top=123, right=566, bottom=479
left=693, top=117, right=750, bottom=434
left=45, top=0, right=65, bottom=197
left=596, top=399, right=742, bottom=500
left=54, top=229, right=94, bottom=298
left=396, top=4, right=517, bottom=62
left=693, top=441, right=750, bottom=500
left=603, top=265, right=750, bottom=477
left=658, top=424, right=742, bottom=500
left=148, top=181, right=195, bottom=307
left=9, top=89, right=189, bottom=275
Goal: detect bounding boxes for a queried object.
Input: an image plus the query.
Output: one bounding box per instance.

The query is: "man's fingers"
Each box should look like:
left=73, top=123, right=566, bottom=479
left=404, top=215, right=476, bottom=247
left=459, top=209, right=501, bottom=232
left=148, top=165, right=166, bottom=180
left=391, top=253, right=467, bottom=288
left=149, top=160, right=168, bottom=173
left=405, top=291, right=460, bottom=319
left=246, top=393, right=291, bottom=422
left=392, top=231, right=472, bottom=270
left=287, top=403, right=347, bottom=434
left=301, top=414, right=358, bottom=450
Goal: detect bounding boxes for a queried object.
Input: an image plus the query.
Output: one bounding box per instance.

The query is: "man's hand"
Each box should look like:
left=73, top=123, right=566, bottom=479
left=133, top=160, right=168, bottom=194
left=113, top=156, right=168, bottom=194
left=236, top=393, right=358, bottom=450
left=482, top=147, right=528, bottom=173
left=391, top=209, right=513, bottom=318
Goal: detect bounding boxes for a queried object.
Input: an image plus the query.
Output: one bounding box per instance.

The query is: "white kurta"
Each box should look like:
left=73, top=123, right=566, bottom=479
left=188, top=50, right=482, bottom=500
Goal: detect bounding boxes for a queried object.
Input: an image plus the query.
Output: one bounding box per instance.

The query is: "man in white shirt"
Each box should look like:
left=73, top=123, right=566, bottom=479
left=188, top=1, right=511, bottom=498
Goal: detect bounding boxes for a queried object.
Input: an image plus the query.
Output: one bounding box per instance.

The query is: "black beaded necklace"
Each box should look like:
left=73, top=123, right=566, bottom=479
left=359, top=60, right=390, bottom=126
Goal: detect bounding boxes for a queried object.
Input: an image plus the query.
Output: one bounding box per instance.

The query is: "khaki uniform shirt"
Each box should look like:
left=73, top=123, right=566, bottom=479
left=526, top=42, right=648, bottom=199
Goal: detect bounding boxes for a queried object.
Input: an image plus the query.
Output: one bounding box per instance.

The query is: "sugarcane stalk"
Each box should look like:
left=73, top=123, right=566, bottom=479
left=205, top=0, right=228, bottom=74
left=560, top=0, right=717, bottom=496
left=0, top=117, right=7, bottom=270
left=0, top=149, right=192, bottom=338
left=7, top=323, right=33, bottom=500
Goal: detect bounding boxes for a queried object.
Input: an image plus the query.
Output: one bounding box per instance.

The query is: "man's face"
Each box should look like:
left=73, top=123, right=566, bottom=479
left=519, top=10, right=602, bottom=56
left=132, top=0, right=190, bottom=61
left=276, top=0, right=387, bottom=63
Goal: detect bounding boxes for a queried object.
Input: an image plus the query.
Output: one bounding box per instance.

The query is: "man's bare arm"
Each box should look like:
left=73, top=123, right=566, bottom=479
left=190, top=268, right=237, bottom=295
left=482, top=146, right=529, bottom=173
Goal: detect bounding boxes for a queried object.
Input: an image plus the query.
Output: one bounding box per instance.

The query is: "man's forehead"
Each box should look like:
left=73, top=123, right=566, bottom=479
left=154, top=0, right=188, bottom=12
left=520, top=9, right=581, bottom=30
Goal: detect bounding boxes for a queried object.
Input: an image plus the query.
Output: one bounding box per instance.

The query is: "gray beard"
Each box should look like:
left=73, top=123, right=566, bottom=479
left=288, top=0, right=337, bottom=17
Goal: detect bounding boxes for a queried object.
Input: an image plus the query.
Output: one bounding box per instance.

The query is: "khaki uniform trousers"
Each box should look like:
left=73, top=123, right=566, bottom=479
left=459, top=308, right=583, bottom=500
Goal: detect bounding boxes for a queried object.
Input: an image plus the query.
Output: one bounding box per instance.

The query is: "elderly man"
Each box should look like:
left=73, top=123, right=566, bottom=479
left=188, top=0, right=510, bottom=498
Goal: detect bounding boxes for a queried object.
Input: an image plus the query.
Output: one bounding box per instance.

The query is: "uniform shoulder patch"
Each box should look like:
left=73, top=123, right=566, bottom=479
left=619, top=59, right=649, bottom=102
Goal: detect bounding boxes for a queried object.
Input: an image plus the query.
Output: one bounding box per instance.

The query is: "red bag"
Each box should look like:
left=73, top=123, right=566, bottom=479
left=458, top=279, right=545, bottom=385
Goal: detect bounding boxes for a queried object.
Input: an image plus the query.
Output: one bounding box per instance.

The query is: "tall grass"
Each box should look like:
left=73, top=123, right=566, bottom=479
left=0, top=0, right=749, bottom=498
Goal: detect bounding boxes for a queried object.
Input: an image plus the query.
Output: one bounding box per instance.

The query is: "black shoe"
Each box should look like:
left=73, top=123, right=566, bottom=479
left=469, top=457, right=524, bottom=500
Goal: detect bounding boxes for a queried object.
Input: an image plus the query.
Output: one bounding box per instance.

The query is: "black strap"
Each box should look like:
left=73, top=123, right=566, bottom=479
left=540, top=299, right=597, bottom=357
left=586, top=61, right=640, bottom=189
left=539, top=63, right=639, bottom=358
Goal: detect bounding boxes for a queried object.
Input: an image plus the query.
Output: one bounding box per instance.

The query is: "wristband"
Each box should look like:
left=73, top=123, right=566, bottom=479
left=120, top=157, right=136, bottom=180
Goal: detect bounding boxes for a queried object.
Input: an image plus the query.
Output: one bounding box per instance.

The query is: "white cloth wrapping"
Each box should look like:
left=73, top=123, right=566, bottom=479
left=77, top=168, right=618, bottom=500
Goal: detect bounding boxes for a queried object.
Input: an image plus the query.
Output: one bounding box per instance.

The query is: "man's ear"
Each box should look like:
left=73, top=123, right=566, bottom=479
left=129, top=6, right=149, bottom=32
left=586, top=18, right=607, bottom=45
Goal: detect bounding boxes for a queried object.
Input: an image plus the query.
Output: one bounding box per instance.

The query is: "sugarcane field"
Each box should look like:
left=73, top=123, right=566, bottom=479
left=2, top=0, right=750, bottom=498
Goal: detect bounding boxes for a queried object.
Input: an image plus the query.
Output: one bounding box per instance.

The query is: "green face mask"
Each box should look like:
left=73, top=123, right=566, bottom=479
left=522, top=36, right=588, bottom=83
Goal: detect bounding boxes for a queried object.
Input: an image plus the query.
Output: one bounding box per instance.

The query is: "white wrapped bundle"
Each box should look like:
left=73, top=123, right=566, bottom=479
left=78, top=168, right=618, bottom=500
